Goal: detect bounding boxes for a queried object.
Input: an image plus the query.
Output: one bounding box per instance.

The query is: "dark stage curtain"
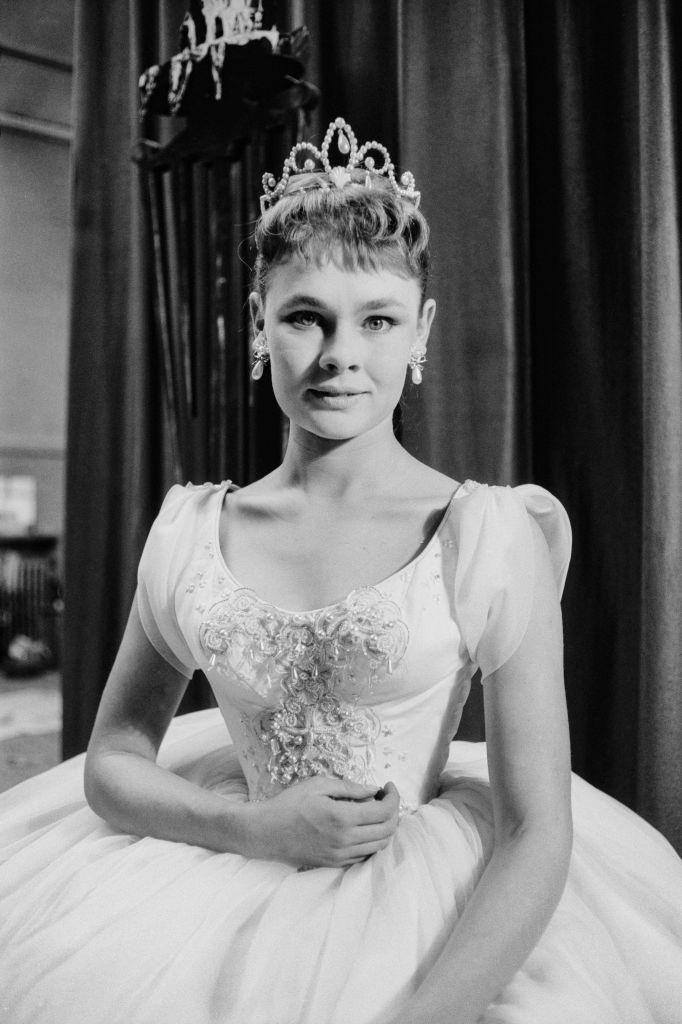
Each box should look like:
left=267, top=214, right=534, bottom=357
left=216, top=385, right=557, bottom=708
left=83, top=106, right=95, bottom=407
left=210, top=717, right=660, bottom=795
left=65, top=1, right=681, bottom=851
left=63, top=0, right=187, bottom=756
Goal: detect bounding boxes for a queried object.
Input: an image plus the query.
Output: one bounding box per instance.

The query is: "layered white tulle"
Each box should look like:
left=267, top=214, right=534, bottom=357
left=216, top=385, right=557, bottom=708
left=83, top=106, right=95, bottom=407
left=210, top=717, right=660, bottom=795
left=1, top=713, right=681, bottom=1024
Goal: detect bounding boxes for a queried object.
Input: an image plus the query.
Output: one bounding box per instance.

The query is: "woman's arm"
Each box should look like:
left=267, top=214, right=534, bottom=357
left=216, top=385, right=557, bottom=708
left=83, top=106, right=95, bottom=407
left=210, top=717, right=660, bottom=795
left=388, top=518, right=573, bottom=1024
left=85, top=597, right=400, bottom=863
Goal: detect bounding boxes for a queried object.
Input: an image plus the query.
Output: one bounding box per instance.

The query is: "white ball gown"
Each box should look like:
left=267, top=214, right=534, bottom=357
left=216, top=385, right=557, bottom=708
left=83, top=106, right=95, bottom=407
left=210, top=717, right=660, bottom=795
left=0, top=480, right=681, bottom=1024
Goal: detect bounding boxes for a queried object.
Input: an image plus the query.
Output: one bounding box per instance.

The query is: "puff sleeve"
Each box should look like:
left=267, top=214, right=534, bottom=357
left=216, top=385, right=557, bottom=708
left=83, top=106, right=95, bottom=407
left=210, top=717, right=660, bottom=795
left=135, top=485, right=198, bottom=678
left=452, top=482, right=572, bottom=680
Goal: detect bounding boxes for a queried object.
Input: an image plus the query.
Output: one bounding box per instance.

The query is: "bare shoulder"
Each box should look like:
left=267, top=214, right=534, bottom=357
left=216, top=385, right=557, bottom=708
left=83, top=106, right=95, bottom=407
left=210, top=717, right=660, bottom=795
left=223, top=471, right=292, bottom=520
left=371, top=456, right=460, bottom=548
left=397, top=455, right=460, bottom=508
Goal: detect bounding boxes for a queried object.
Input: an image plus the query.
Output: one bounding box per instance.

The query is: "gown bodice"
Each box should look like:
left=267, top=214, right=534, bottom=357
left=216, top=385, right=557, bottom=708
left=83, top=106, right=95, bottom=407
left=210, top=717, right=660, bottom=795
left=136, top=479, right=572, bottom=810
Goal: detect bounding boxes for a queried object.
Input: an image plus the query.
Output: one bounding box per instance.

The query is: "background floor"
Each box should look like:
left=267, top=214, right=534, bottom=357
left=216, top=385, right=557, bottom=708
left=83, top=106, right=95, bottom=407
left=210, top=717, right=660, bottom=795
left=0, top=670, right=62, bottom=792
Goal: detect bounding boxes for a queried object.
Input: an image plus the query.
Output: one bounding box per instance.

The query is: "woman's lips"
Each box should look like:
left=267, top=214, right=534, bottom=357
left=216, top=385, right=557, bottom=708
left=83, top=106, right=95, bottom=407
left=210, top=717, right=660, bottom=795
left=307, top=388, right=366, bottom=409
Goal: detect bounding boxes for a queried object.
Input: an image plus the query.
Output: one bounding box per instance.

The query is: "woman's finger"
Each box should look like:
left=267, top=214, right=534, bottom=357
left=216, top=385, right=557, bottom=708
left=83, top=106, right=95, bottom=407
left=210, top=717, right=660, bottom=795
left=338, top=838, right=394, bottom=863
left=320, top=777, right=379, bottom=801
left=347, top=820, right=398, bottom=845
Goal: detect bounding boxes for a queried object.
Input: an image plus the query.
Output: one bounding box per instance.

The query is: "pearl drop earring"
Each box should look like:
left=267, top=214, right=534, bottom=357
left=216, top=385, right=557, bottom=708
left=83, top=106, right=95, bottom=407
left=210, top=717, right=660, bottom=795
left=251, top=331, right=269, bottom=381
left=408, top=348, right=426, bottom=385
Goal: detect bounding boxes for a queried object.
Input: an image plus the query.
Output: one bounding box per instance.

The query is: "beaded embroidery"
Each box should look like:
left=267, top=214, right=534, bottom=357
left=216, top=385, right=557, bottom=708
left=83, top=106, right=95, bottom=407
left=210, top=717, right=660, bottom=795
left=199, top=587, right=408, bottom=794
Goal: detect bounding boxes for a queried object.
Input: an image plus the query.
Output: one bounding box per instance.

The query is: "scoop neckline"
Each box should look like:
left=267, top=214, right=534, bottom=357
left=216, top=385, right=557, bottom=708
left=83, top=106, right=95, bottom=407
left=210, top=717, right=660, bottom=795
left=211, top=479, right=467, bottom=616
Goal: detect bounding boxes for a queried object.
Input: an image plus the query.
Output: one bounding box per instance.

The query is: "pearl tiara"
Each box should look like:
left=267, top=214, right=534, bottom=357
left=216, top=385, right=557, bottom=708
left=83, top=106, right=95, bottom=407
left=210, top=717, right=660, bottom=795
left=259, top=117, right=420, bottom=214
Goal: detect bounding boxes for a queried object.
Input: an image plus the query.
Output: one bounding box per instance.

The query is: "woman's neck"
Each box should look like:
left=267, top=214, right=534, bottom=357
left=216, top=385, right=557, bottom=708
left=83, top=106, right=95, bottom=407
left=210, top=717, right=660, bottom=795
left=278, top=419, right=412, bottom=501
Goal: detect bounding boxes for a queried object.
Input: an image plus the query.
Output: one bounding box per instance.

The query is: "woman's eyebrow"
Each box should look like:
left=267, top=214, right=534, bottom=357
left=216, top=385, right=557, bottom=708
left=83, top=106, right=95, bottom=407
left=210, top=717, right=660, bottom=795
left=359, top=297, right=409, bottom=312
left=278, top=294, right=328, bottom=311
left=277, top=294, right=408, bottom=313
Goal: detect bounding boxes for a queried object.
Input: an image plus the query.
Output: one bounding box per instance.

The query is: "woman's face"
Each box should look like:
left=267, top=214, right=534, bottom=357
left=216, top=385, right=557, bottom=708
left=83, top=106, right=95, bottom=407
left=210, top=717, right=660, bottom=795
left=252, top=256, right=436, bottom=443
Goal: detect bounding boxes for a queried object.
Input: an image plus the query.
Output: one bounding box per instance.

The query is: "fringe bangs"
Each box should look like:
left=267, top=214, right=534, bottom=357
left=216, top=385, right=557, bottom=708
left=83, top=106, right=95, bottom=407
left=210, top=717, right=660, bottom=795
left=253, top=180, right=430, bottom=299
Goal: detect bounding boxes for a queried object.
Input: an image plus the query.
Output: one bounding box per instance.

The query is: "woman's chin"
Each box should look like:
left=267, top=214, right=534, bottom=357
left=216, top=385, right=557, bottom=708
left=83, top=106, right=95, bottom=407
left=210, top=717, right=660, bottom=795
left=290, top=410, right=396, bottom=445
left=302, top=420, right=372, bottom=442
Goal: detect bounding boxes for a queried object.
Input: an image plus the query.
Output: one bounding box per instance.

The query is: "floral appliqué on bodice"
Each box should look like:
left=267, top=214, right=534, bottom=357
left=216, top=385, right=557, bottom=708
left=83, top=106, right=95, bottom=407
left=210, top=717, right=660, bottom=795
left=199, top=587, right=409, bottom=797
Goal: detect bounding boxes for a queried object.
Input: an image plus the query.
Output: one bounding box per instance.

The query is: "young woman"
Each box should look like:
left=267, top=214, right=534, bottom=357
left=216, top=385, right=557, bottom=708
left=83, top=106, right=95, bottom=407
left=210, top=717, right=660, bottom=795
left=1, top=118, right=681, bottom=1024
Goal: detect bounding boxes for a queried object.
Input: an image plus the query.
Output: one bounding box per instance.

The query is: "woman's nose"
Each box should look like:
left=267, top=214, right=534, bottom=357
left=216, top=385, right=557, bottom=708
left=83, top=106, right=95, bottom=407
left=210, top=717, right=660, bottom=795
left=319, top=322, right=360, bottom=371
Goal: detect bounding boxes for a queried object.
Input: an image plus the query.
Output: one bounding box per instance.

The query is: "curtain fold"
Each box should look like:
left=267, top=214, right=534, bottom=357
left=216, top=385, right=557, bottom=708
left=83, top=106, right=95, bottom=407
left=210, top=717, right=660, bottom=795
left=399, top=1, right=531, bottom=485
left=636, top=0, right=682, bottom=841
left=65, top=0, right=681, bottom=850
left=523, top=1, right=647, bottom=806
left=63, top=1, right=185, bottom=757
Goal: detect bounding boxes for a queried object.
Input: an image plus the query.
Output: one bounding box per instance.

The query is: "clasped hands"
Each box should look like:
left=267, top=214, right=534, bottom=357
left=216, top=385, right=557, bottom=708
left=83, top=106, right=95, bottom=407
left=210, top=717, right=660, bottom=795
left=243, top=776, right=401, bottom=868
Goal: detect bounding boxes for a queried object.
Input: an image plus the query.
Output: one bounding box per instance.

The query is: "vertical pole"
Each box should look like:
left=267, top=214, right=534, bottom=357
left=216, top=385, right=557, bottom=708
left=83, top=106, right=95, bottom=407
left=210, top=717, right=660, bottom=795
left=171, top=158, right=197, bottom=418
left=143, top=159, right=184, bottom=480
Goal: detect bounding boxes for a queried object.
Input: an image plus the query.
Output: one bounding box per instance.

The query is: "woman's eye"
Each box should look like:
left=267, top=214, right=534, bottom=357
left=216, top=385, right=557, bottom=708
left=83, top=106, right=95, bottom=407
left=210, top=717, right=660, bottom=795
left=365, top=317, right=392, bottom=332
left=289, top=311, right=320, bottom=328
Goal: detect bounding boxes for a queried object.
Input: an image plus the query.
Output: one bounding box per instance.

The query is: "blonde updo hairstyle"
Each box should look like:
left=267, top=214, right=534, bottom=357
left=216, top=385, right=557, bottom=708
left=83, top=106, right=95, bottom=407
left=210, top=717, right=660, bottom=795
left=253, top=169, right=430, bottom=305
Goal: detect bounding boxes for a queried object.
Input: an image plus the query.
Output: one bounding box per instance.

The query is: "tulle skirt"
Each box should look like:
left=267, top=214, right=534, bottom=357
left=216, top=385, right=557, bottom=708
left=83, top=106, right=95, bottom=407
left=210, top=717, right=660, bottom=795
left=1, top=710, right=681, bottom=1024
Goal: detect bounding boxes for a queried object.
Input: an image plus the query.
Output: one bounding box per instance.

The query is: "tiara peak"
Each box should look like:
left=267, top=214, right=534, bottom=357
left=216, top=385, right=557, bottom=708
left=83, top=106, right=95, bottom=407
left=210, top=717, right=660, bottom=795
left=260, top=117, right=420, bottom=213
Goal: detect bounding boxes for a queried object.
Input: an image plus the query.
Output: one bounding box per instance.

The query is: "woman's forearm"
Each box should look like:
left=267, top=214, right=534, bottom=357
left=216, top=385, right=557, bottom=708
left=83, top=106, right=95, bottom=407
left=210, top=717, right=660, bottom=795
left=83, top=752, right=399, bottom=867
left=392, top=820, right=572, bottom=1024
left=84, top=749, right=250, bottom=854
